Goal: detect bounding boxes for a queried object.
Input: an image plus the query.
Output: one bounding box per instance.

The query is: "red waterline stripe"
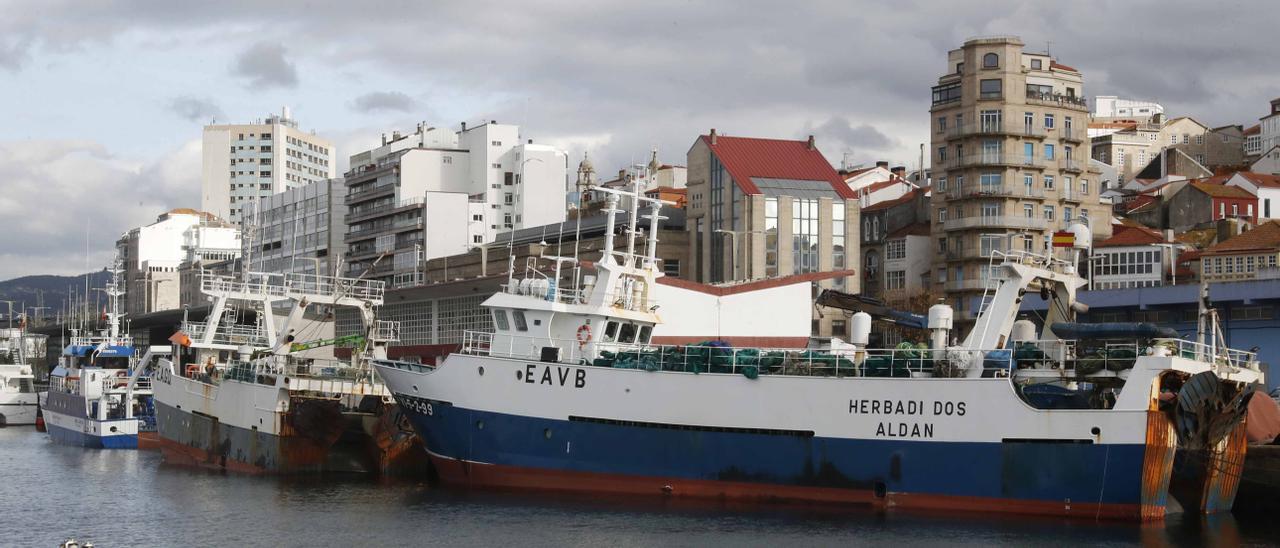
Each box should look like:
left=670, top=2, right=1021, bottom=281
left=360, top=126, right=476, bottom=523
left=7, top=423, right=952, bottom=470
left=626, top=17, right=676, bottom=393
left=428, top=456, right=1145, bottom=521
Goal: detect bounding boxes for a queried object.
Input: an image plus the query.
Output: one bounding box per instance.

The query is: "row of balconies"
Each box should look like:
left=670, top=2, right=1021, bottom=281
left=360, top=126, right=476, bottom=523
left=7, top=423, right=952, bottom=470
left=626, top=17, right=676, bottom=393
left=944, top=124, right=1087, bottom=143
left=940, top=215, right=1048, bottom=232
left=941, top=154, right=1086, bottom=173
left=343, top=196, right=425, bottom=224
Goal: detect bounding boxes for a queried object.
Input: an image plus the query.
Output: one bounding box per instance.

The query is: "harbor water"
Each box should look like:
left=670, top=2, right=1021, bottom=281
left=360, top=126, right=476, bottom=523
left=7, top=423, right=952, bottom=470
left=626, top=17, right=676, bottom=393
left=4, top=427, right=1277, bottom=546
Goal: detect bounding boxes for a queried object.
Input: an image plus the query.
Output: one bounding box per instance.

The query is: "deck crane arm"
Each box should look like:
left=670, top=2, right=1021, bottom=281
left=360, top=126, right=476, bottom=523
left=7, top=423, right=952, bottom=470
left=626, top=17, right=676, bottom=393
left=814, top=289, right=928, bottom=330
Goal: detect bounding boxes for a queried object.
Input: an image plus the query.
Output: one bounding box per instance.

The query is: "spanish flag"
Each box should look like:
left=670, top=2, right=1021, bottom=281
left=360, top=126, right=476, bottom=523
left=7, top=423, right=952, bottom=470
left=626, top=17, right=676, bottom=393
left=168, top=331, right=192, bottom=347
left=1051, top=231, right=1075, bottom=248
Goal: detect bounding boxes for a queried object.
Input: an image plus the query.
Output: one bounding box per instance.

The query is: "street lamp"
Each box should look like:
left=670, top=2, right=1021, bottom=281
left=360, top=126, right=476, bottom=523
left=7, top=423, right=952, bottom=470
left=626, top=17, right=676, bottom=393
left=715, top=229, right=766, bottom=282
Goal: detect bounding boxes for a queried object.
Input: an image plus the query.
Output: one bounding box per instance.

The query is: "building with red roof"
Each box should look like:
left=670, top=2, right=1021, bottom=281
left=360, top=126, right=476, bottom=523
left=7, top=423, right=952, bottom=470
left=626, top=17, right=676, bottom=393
left=686, top=130, right=858, bottom=338
left=1201, top=220, right=1280, bottom=282
left=1090, top=225, right=1180, bottom=290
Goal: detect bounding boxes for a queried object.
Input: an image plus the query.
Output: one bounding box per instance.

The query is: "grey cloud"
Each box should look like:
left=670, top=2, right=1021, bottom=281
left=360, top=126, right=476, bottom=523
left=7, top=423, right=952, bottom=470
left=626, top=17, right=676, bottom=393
left=231, top=42, right=297, bottom=88
left=168, top=96, right=224, bottom=122
left=808, top=117, right=894, bottom=151
left=350, top=91, right=417, bottom=113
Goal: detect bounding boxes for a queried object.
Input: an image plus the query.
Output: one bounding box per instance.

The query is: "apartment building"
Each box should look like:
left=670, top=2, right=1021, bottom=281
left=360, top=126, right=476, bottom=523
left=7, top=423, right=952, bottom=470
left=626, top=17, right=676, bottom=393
left=201, top=107, right=336, bottom=225
left=1259, top=98, right=1280, bottom=155
left=343, top=121, right=569, bottom=287
left=243, top=178, right=347, bottom=276
left=1092, top=96, right=1164, bottom=121
left=116, top=209, right=240, bottom=315
left=1091, top=116, right=1245, bottom=182
left=684, top=131, right=858, bottom=337
left=1091, top=225, right=1171, bottom=290
left=928, top=36, right=1108, bottom=318
left=1200, top=221, right=1280, bottom=282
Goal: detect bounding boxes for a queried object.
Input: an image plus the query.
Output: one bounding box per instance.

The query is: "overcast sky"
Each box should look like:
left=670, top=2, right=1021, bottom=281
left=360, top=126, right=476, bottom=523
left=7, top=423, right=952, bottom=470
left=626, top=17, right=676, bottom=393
left=0, top=0, right=1277, bottom=280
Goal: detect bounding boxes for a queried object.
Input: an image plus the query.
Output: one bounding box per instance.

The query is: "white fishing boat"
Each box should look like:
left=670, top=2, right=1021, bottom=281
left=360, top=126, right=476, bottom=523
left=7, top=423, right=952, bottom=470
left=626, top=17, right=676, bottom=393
left=151, top=269, right=424, bottom=475
left=0, top=327, right=40, bottom=426
left=374, top=186, right=1262, bottom=520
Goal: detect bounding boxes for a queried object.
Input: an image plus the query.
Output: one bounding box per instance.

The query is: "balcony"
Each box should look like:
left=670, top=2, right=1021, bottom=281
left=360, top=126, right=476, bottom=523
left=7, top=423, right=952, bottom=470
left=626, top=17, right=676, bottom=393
left=1026, top=91, right=1089, bottom=111
left=946, top=184, right=1047, bottom=200
left=945, top=279, right=998, bottom=292
left=343, top=196, right=425, bottom=224
left=945, top=122, right=1047, bottom=141
left=942, top=215, right=1048, bottom=232
left=1059, top=127, right=1087, bottom=143
left=345, top=181, right=397, bottom=204
left=1060, top=158, right=1085, bottom=173
left=945, top=154, right=1046, bottom=171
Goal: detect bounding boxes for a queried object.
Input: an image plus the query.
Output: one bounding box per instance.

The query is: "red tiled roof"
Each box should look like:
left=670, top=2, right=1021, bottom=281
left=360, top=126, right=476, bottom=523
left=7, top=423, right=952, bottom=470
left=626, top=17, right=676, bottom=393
left=1203, top=221, right=1280, bottom=255
left=1096, top=225, right=1163, bottom=248
left=862, top=188, right=920, bottom=212
left=699, top=135, right=856, bottom=199
left=1176, top=250, right=1202, bottom=265
left=1245, top=124, right=1261, bottom=136
left=1050, top=61, right=1078, bottom=72
left=1237, top=172, right=1280, bottom=189
left=1189, top=180, right=1254, bottom=199
left=858, top=177, right=912, bottom=195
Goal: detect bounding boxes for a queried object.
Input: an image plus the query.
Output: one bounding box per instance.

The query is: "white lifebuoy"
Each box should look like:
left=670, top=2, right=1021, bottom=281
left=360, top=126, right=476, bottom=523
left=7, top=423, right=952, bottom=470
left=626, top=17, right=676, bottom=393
left=576, top=324, right=592, bottom=347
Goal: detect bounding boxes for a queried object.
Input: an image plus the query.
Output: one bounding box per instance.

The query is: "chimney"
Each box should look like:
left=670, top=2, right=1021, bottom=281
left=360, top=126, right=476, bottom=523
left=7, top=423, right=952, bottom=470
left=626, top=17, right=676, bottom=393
left=1164, top=229, right=1174, bottom=243
left=461, top=121, right=467, bottom=132
left=709, top=128, right=717, bottom=145
left=876, top=161, right=889, bottom=169
left=891, top=166, right=906, bottom=178
left=381, top=133, right=387, bottom=146
left=806, top=135, right=815, bottom=150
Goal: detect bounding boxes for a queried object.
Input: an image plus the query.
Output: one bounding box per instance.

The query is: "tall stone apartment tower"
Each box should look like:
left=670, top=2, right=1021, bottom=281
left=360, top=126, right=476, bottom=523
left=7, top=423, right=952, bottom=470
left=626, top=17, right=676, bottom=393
left=928, top=36, right=1109, bottom=319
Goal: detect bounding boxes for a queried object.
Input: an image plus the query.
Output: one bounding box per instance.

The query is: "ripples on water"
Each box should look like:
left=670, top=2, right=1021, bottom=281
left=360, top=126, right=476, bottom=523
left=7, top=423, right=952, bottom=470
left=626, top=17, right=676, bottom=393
left=3, top=428, right=1276, bottom=547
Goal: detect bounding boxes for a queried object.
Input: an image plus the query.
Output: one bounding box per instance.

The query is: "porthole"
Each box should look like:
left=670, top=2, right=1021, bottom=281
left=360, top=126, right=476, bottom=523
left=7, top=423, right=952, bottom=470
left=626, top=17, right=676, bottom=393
left=544, top=428, right=553, bottom=440
left=1091, top=426, right=1101, bottom=436
left=516, top=370, right=523, bottom=381
left=478, top=366, right=485, bottom=376
left=476, top=420, right=485, bottom=430
left=412, top=385, right=419, bottom=393
left=110, top=426, right=118, bottom=433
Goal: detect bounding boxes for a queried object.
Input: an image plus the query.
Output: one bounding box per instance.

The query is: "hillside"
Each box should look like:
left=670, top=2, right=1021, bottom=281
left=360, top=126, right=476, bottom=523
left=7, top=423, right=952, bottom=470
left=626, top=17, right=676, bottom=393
left=0, top=271, right=112, bottom=320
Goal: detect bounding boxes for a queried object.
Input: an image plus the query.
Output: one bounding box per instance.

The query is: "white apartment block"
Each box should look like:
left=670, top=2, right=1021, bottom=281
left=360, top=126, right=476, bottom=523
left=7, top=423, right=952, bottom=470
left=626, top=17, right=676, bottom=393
left=1092, top=96, right=1164, bottom=120
left=201, top=107, right=337, bottom=225
left=116, top=209, right=241, bottom=315
left=1260, top=99, right=1280, bottom=156
left=244, top=178, right=347, bottom=276
left=343, top=121, right=569, bottom=287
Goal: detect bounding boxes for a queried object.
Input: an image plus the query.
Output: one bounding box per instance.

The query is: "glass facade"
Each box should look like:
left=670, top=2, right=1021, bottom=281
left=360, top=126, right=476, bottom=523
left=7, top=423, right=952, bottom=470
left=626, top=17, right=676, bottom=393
left=792, top=199, right=819, bottom=274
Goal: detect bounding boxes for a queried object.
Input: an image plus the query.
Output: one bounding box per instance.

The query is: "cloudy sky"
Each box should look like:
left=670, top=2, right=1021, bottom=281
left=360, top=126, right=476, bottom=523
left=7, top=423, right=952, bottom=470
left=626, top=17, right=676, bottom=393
left=0, top=0, right=1276, bottom=279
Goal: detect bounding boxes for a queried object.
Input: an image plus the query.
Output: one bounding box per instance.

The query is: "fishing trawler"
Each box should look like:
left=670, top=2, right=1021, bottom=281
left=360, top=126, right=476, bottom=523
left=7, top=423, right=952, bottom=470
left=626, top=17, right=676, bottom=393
left=0, top=326, right=40, bottom=426
left=151, top=269, right=423, bottom=475
left=44, top=260, right=168, bottom=447
left=374, top=186, right=1262, bottom=521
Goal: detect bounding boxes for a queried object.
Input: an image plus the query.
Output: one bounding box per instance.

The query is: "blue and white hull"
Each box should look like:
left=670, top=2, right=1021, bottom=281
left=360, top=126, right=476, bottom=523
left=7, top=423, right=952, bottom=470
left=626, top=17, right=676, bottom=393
left=376, top=354, right=1190, bottom=520
left=42, top=391, right=141, bottom=449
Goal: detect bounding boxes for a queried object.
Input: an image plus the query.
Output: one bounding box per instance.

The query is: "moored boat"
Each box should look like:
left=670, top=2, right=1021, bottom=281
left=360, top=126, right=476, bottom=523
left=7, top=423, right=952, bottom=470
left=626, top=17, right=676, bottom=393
left=374, top=186, right=1262, bottom=520
left=152, top=269, right=425, bottom=475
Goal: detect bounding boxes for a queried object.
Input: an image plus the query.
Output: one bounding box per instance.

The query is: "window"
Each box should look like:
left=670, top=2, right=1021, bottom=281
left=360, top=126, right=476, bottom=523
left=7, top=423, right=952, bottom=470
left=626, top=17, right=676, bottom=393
left=886, top=271, right=907, bottom=290
left=1196, top=134, right=1204, bottom=145
left=1044, top=144, right=1055, bottom=160
left=1044, top=114, right=1055, bottom=129
left=791, top=199, right=820, bottom=274
left=937, top=177, right=947, bottom=192
left=1064, top=207, right=1073, bottom=223
left=638, top=325, right=653, bottom=344
left=1024, top=112, right=1034, bottom=133
left=491, top=140, right=502, bottom=147
left=980, top=234, right=1003, bottom=256
left=937, top=117, right=947, bottom=132
left=1024, top=203, right=1034, bottom=218
left=1232, top=204, right=1239, bottom=217
left=982, top=53, right=999, bottom=68
left=663, top=259, right=680, bottom=277
left=980, top=79, right=1002, bottom=99
left=1044, top=175, right=1055, bottom=190
left=1024, top=142, right=1034, bottom=162
left=764, top=197, right=778, bottom=277
left=938, top=207, right=948, bottom=223
left=1231, top=306, right=1274, bottom=321
left=887, top=239, right=906, bottom=260
left=937, top=147, right=947, bottom=163
left=603, top=321, right=619, bottom=342
left=512, top=310, right=528, bottom=332
left=493, top=310, right=510, bottom=331
left=1182, top=134, right=1190, bottom=144
left=504, top=193, right=514, bottom=205
left=1043, top=205, right=1055, bottom=220
left=931, top=83, right=962, bottom=105
left=938, top=237, right=947, bottom=254
left=491, top=163, right=502, bottom=169
left=1023, top=173, right=1034, bottom=194
left=1030, top=58, right=1042, bottom=70
left=618, top=323, right=638, bottom=344
left=980, top=109, right=1002, bottom=132
left=1219, top=203, right=1225, bottom=218
left=832, top=202, right=846, bottom=277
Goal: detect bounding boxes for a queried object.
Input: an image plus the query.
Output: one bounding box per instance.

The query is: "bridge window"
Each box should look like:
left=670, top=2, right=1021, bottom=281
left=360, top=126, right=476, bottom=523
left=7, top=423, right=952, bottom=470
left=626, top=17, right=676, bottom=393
left=492, top=310, right=509, bottom=331
left=618, top=323, right=638, bottom=344
left=638, top=325, right=653, bottom=345
left=603, top=321, right=619, bottom=342
left=512, top=310, right=528, bottom=332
